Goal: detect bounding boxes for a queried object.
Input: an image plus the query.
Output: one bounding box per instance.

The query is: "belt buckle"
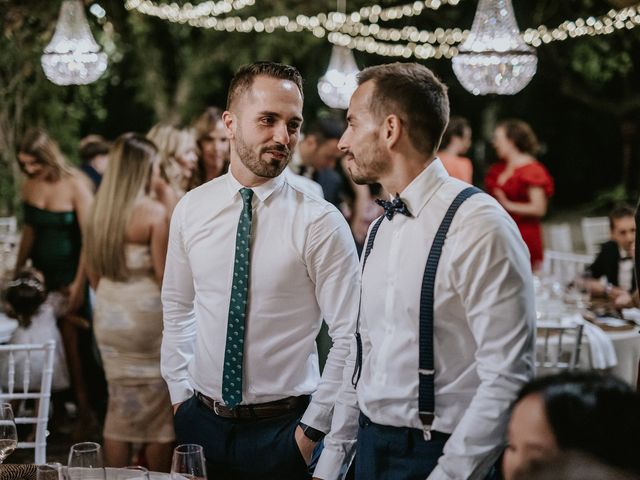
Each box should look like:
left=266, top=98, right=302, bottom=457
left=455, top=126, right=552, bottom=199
left=213, top=400, right=223, bottom=416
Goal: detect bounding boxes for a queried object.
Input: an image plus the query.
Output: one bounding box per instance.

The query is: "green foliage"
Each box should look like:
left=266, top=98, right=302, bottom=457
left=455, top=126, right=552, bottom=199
left=570, top=37, right=634, bottom=88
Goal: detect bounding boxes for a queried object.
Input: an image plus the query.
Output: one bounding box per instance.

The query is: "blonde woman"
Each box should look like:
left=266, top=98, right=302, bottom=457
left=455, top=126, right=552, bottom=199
left=147, top=124, right=197, bottom=211
left=85, top=133, right=173, bottom=470
left=190, top=106, right=230, bottom=187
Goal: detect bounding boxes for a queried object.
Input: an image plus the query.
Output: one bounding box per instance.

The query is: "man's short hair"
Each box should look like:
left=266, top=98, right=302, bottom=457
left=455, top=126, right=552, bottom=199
left=226, top=62, right=304, bottom=110
left=357, top=62, right=450, bottom=155
left=609, top=204, right=635, bottom=230
left=79, top=135, right=110, bottom=165
left=304, top=117, right=345, bottom=143
left=440, top=116, right=470, bottom=149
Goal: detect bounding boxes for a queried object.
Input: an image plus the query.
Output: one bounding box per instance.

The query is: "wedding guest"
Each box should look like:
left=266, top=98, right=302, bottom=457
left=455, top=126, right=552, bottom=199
left=162, top=62, right=360, bottom=479
left=147, top=124, right=198, bottom=210
left=336, top=62, right=535, bottom=479
left=515, top=452, right=640, bottom=480
left=503, top=371, right=640, bottom=480
left=289, top=118, right=347, bottom=208
left=2, top=267, right=69, bottom=395
left=190, top=106, right=230, bottom=188
left=85, top=133, right=173, bottom=470
left=79, top=134, right=111, bottom=192
left=584, top=205, right=636, bottom=307
left=437, top=116, right=473, bottom=184
left=485, top=119, right=554, bottom=271
left=14, top=128, right=105, bottom=437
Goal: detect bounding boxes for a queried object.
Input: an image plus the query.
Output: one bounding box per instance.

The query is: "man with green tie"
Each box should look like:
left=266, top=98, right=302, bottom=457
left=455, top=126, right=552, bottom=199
left=161, top=62, right=360, bottom=480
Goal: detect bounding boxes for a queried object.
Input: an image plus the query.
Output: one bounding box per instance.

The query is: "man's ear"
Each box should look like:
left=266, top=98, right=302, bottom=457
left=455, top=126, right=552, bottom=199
left=222, top=111, right=236, bottom=140
left=383, top=114, right=402, bottom=150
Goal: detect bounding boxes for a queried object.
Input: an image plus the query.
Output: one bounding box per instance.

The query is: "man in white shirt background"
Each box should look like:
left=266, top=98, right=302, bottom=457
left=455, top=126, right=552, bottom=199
left=335, top=62, right=536, bottom=479
left=161, top=62, right=360, bottom=480
left=288, top=118, right=347, bottom=209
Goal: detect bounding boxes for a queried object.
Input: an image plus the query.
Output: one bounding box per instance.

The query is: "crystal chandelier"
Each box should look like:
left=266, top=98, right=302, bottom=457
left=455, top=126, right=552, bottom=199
left=452, top=0, right=537, bottom=95
left=41, top=0, right=108, bottom=86
left=318, top=45, right=360, bottom=109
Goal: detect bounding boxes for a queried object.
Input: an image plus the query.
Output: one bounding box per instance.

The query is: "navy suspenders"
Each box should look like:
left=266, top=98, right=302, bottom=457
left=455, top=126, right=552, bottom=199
left=352, top=186, right=482, bottom=435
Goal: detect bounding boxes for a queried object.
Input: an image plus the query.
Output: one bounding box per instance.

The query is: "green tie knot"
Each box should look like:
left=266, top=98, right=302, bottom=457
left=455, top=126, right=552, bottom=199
left=240, top=188, right=253, bottom=207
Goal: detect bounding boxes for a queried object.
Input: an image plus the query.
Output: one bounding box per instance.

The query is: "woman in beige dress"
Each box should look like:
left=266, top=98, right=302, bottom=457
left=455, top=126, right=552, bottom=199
left=84, top=133, right=173, bottom=470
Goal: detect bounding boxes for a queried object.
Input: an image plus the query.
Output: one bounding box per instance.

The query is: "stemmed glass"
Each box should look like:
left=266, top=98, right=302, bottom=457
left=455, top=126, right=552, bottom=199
left=117, top=466, right=150, bottom=480
left=67, top=442, right=106, bottom=480
left=37, top=462, right=64, bottom=480
left=0, top=403, right=18, bottom=464
left=171, top=444, right=207, bottom=480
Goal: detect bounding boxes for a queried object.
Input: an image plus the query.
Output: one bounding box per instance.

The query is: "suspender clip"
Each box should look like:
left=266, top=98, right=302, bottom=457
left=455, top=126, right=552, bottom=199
left=419, top=411, right=435, bottom=441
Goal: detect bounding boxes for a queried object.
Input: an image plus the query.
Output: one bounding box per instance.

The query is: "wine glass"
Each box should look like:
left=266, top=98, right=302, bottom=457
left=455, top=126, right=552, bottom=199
left=37, top=462, right=64, bottom=480
left=0, top=403, right=18, bottom=464
left=171, top=444, right=207, bottom=480
left=67, top=442, right=106, bottom=480
left=117, top=466, right=150, bottom=480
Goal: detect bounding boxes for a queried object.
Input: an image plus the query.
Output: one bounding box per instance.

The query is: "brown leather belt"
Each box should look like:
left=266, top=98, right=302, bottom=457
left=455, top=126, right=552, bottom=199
left=195, top=391, right=309, bottom=419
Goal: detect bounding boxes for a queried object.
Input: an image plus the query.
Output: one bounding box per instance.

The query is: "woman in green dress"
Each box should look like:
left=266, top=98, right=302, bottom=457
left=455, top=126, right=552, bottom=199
left=14, top=128, right=105, bottom=434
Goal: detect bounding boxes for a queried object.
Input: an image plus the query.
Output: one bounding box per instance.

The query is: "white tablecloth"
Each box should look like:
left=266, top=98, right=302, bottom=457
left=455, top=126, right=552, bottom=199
left=537, top=323, right=640, bottom=385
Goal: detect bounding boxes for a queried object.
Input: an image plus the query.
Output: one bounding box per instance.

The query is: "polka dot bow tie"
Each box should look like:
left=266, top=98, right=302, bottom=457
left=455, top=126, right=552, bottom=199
left=376, top=194, right=412, bottom=220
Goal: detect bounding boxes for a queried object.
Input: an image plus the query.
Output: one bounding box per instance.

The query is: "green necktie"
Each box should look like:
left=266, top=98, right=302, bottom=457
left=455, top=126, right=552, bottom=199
left=222, top=187, right=253, bottom=407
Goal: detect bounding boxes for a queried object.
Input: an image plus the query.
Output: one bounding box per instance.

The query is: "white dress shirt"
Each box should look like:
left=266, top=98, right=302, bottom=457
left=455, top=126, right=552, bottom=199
left=618, top=246, right=634, bottom=292
left=333, top=159, right=536, bottom=480
left=285, top=166, right=324, bottom=198
left=161, top=170, right=360, bottom=479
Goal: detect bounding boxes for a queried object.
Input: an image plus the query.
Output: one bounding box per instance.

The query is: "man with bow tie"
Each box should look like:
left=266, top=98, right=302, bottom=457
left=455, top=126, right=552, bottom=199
left=585, top=205, right=637, bottom=307
left=332, top=63, right=536, bottom=479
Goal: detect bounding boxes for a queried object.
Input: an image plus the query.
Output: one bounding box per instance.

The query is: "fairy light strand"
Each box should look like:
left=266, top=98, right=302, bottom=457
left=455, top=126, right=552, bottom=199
left=124, top=1, right=640, bottom=59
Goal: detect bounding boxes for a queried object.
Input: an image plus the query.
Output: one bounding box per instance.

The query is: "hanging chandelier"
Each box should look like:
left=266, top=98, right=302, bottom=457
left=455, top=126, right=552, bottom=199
left=317, top=45, right=360, bottom=109
left=317, top=1, right=360, bottom=109
left=452, top=0, right=537, bottom=95
left=41, top=0, right=108, bottom=86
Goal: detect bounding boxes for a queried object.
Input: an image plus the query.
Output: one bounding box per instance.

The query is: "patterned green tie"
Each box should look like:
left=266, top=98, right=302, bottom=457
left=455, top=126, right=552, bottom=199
left=222, top=187, right=253, bottom=407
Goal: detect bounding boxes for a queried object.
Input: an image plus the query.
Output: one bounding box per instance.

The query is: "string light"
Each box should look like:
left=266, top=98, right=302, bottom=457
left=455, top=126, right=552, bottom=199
left=125, top=0, right=464, bottom=23
left=124, top=1, right=640, bottom=59
left=124, top=0, right=256, bottom=20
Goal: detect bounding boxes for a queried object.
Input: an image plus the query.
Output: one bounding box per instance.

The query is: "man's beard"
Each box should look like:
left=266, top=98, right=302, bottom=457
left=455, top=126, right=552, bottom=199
left=235, top=128, right=291, bottom=179
left=346, top=148, right=389, bottom=185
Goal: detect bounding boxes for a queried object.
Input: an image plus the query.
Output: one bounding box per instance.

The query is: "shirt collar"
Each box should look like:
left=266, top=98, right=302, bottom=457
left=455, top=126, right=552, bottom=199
left=395, top=157, right=449, bottom=218
left=224, top=167, right=285, bottom=203
left=618, top=246, right=633, bottom=260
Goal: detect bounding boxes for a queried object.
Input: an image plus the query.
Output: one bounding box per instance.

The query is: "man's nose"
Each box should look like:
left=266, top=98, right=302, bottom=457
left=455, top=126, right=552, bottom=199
left=273, top=123, right=290, bottom=145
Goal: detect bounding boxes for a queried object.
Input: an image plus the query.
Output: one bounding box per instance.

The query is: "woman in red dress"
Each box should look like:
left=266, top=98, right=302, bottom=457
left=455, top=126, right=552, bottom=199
left=485, top=119, right=554, bottom=271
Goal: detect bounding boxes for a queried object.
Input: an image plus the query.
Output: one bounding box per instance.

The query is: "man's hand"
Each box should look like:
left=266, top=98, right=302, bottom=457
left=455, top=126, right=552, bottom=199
left=173, top=402, right=183, bottom=414
left=294, top=425, right=316, bottom=465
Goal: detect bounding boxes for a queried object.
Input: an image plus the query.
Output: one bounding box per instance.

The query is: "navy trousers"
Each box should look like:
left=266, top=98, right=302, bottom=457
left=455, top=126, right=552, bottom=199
left=355, top=413, right=450, bottom=480
left=355, top=414, right=498, bottom=480
left=173, top=395, right=311, bottom=480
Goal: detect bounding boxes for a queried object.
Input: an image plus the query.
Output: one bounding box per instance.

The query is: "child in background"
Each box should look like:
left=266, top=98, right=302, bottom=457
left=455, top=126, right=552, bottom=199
left=1, top=267, right=69, bottom=393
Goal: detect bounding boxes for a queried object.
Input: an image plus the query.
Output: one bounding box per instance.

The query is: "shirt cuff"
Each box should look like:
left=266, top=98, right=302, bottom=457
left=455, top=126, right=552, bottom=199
left=301, top=400, right=332, bottom=433
left=314, top=446, right=352, bottom=480
left=166, top=380, right=194, bottom=405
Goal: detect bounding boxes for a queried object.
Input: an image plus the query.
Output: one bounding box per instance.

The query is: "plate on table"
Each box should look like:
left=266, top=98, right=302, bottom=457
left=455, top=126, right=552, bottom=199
left=592, top=316, right=637, bottom=331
